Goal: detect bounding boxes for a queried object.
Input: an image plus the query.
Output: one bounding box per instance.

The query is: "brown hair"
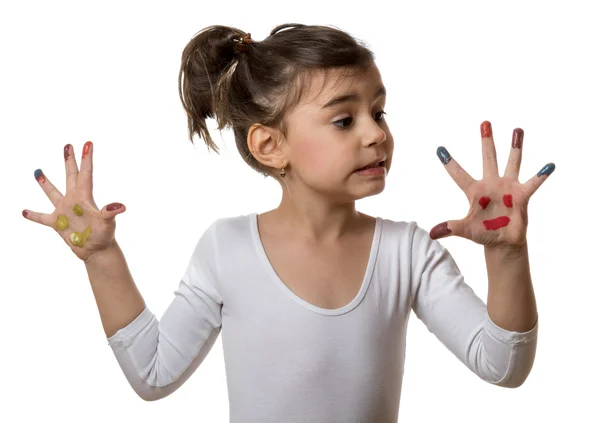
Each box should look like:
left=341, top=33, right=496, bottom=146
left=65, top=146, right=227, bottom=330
left=178, top=23, right=375, bottom=178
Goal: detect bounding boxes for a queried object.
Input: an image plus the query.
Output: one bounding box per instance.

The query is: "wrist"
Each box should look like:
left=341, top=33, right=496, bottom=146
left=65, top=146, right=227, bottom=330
left=485, top=240, right=528, bottom=256
left=84, top=241, right=121, bottom=267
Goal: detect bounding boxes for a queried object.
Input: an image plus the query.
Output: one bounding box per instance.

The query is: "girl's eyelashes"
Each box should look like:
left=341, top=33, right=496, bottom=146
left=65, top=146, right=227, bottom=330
left=333, top=111, right=387, bottom=129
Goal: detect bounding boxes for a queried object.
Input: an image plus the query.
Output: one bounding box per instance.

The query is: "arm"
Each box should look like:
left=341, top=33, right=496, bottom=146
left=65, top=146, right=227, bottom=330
left=410, top=224, right=537, bottom=388
left=420, top=121, right=553, bottom=387
left=102, top=221, right=223, bottom=401
left=485, top=242, right=537, bottom=332
left=23, top=141, right=222, bottom=401
left=84, top=242, right=146, bottom=339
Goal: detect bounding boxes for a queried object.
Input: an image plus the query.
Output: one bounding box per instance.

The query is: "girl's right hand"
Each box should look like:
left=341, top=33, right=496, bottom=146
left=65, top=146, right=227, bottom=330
left=23, top=141, right=126, bottom=263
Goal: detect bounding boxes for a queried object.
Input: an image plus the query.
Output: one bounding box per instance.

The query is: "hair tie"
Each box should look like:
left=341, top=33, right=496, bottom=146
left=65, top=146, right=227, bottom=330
left=233, top=33, right=253, bottom=52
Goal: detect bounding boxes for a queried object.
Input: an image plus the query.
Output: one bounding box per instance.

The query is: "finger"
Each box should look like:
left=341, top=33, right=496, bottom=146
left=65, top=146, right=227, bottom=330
left=522, top=163, right=555, bottom=198
left=429, top=219, right=467, bottom=240
left=100, top=202, right=126, bottom=219
left=78, top=141, right=94, bottom=197
left=21, top=209, right=55, bottom=228
left=64, top=144, right=79, bottom=192
left=481, top=121, right=499, bottom=178
left=504, top=128, right=524, bottom=180
left=34, top=169, right=64, bottom=207
left=436, top=146, right=476, bottom=193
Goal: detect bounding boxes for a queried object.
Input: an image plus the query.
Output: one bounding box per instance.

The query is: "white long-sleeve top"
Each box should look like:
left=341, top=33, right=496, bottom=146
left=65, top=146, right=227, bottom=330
left=107, top=213, right=538, bottom=422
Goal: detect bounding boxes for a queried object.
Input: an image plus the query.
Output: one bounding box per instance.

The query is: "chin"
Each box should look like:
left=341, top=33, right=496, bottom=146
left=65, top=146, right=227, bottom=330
left=355, top=182, right=386, bottom=199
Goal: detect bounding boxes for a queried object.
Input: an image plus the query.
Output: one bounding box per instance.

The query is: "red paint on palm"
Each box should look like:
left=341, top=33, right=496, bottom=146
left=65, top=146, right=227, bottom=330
left=479, top=196, right=491, bottom=209
left=483, top=216, right=510, bottom=230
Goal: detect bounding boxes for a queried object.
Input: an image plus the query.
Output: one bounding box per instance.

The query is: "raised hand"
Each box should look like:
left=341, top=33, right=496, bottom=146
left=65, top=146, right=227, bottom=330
left=22, top=141, right=127, bottom=262
left=430, top=121, right=555, bottom=247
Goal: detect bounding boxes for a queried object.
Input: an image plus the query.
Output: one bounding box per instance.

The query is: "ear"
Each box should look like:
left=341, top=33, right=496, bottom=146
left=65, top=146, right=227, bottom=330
left=247, top=123, right=286, bottom=169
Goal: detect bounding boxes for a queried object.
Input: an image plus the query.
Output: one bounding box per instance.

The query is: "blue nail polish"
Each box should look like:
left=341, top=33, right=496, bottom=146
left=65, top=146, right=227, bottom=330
left=536, top=163, right=555, bottom=177
left=34, top=169, right=43, bottom=179
left=437, top=147, right=451, bottom=165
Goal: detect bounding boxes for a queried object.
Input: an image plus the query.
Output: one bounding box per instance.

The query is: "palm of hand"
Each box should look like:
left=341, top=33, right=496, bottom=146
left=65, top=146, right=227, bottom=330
left=430, top=121, right=555, bottom=248
left=23, top=142, right=125, bottom=263
left=52, top=192, right=117, bottom=260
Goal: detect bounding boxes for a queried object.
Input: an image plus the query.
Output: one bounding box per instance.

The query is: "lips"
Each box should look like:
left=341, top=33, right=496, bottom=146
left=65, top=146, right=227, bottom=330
left=356, top=159, right=386, bottom=171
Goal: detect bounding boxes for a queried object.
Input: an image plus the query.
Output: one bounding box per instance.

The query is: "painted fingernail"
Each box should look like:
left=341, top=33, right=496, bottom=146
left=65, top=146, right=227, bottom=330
left=430, top=222, right=451, bottom=239
left=64, top=144, right=71, bottom=161
left=436, top=146, right=451, bottom=165
left=512, top=128, right=524, bottom=149
left=479, top=196, right=491, bottom=209
left=82, top=141, right=92, bottom=160
left=107, top=202, right=123, bottom=211
left=481, top=121, right=492, bottom=138
left=34, top=169, right=46, bottom=183
left=537, top=163, right=555, bottom=177
left=503, top=194, right=513, bottom=208
left=22, top=210, right=28, bottom=218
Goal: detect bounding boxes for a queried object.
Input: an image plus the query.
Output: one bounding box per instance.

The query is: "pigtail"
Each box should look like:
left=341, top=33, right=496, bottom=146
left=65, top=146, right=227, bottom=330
left=178, top=25, right=247, bottom=153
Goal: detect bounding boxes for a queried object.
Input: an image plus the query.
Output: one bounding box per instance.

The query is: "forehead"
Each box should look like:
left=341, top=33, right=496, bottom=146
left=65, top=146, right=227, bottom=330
left=301, top=63, right=384, bottom=106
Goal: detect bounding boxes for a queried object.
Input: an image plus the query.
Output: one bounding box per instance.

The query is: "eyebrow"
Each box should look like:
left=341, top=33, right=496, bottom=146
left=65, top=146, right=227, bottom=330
left=320, top=86, right=387, bottom=110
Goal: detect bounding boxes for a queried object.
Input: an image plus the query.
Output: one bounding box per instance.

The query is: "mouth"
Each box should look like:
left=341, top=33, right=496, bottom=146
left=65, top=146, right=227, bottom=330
left=355, top=159, right=386, bottom=172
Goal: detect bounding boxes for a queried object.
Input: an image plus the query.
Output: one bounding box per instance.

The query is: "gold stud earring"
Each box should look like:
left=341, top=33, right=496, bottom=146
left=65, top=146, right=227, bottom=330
left=280, top=163, right=287, bottom=178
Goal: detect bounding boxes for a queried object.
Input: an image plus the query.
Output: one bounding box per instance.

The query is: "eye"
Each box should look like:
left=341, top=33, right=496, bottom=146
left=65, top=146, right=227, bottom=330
left=333, top=111, right=387, bottom=129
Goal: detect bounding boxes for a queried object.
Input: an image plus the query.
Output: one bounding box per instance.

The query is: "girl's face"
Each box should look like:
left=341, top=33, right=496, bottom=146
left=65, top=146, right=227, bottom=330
left=282, top=63, right=394, bottom=203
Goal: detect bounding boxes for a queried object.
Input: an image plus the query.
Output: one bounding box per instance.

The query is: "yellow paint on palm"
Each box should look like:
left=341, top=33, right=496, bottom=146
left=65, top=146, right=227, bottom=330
left=56, top=215, right=69, bottom=230
left=69, top=225, right=92, bottom=248
left=72, top=204, right=84, bottom=216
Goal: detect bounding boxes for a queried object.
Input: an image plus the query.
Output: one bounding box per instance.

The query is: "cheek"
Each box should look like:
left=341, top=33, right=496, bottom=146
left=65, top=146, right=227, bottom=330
left=298, top=142, right=326, bottom=170
left=296, top=136, right=343, bottom=172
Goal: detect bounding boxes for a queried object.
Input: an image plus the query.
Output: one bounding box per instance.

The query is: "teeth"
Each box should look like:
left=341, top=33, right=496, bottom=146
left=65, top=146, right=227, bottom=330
left=359, top=161, right=382, bottom=171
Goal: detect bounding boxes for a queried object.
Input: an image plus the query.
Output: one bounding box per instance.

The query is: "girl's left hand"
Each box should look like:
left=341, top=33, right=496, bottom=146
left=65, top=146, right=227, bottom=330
left=429, top=121, right=555, bottom=248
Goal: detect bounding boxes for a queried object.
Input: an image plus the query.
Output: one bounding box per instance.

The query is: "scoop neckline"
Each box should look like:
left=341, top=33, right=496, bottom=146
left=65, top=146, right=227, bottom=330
left=249, top=212, right=382, bottom=316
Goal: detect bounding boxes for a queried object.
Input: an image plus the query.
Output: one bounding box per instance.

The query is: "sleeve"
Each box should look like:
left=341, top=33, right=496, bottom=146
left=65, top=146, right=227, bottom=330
left=106, top=220, right=224, bottom=401
left=409, top=223, right=538, bottom=388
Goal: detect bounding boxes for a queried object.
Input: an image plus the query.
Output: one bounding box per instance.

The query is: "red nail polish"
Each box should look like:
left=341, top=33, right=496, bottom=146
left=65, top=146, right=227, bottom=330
left=64, top=144, right=71, bottom=161
left=106, top=203, right=123, bottom=211
left=480, top=121, right=492, bottom=138
left=82, top=141, right=92, bottom=160
left=430, top=222, right=451, bottom=239
left=512, top=128, right=523, bottom=149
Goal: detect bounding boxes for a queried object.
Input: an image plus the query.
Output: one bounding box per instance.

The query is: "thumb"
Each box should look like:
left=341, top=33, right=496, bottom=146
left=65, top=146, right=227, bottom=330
left=101, top=202, right=126, bottom=219
left=429, top=219, right=466, bottom=240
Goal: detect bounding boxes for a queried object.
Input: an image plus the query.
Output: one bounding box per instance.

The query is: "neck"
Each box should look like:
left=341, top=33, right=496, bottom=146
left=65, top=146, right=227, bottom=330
left=270, top=184, right=363, bottom=243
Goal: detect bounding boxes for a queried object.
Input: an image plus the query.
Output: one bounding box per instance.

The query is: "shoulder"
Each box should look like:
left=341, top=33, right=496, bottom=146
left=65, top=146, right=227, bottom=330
left=375, top=215, right=447, bottom=258
left=200, top=213, right=260, bottom=255
left=187, top=214, right=254, bottom=265
left=204, top=213, right=255, bottom=236
left=375, top=215, right=424, bottom=241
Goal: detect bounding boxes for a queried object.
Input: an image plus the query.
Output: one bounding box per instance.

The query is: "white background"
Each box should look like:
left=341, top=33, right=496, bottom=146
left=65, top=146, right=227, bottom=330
left=2, top=0, right=598, bottom=421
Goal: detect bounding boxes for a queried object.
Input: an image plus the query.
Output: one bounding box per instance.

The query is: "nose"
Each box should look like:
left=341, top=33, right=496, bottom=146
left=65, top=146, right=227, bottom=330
left=363, top=120, right=387, bottom=146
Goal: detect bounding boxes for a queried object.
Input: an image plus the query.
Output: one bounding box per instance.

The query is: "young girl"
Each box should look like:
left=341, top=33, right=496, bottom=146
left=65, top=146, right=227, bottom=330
left=23, top=23, right=552, bottom=422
